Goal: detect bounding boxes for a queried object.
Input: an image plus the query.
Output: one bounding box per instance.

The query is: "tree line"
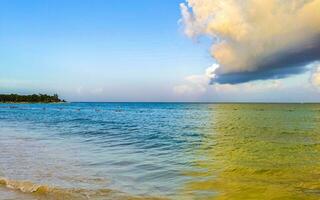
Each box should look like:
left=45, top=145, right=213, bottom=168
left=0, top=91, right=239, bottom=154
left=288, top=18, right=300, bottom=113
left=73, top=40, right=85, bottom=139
left=0, top=94, right=65, bottom=103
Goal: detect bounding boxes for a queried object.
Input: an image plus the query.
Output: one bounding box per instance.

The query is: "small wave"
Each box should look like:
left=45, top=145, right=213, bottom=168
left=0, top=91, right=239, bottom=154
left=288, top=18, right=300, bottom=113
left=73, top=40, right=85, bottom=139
left=0, top=177, right=165, bottom=200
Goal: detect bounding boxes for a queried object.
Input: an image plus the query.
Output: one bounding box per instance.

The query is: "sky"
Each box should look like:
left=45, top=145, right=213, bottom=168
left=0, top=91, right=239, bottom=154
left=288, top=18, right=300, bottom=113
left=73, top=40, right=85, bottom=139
left=0, top=0, right=320, bottom=102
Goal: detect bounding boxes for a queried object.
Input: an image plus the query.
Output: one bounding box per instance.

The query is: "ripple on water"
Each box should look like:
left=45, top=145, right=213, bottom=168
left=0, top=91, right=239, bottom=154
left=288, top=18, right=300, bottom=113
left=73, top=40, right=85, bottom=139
left=0, top=103, right=319, bottom=199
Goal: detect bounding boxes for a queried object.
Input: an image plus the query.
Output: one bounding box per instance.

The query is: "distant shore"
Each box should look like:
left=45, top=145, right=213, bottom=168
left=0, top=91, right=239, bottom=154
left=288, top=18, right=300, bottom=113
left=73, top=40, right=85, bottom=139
left=0, top=102, right=68, bottom=104
left=0, top=94, right=66, bottom=103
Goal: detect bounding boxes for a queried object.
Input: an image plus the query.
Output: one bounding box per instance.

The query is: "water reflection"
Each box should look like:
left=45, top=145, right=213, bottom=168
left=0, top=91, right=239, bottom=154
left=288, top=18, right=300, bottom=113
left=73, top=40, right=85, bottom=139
left=183, top=104, right=320, bottom=199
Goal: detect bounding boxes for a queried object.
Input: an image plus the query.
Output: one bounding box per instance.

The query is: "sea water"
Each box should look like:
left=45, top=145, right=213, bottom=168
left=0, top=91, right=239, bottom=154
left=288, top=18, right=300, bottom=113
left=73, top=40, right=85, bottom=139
left=0, top=103, right=319, bottom=199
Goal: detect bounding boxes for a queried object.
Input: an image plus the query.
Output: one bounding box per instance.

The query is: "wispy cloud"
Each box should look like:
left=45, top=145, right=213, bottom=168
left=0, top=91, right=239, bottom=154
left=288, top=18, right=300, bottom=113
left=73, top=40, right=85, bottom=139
left=174, top=64, right=218, bottom=97
left=310, top=63, right=320, bottom=88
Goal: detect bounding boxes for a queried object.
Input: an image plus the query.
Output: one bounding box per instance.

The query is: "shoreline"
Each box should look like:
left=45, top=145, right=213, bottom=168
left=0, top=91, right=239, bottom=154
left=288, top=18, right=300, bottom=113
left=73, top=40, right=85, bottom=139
left=0, top=102, right=68, bottom=104
left=0, top=177, right=165, bottom=200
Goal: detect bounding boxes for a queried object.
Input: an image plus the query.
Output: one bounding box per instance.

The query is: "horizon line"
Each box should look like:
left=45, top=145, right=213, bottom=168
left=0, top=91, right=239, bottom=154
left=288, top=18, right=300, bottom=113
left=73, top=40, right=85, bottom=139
left=69, top=101, right=320, bottom=104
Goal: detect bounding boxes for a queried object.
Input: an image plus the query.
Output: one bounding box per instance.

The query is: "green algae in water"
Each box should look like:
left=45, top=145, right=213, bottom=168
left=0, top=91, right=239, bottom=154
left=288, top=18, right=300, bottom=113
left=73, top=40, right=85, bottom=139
left=182, top=104, right=320, bottom=200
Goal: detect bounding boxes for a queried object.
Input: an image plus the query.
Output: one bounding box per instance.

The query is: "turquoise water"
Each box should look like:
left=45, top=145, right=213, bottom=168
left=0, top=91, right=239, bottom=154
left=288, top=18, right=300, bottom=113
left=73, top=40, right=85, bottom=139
left=0, top=103, right=319, bottom=199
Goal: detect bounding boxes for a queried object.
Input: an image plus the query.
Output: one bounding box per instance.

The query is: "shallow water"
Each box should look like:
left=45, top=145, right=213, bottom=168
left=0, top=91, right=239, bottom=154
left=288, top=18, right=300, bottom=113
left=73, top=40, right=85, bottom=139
left=0, top=103, right=319, bottom=199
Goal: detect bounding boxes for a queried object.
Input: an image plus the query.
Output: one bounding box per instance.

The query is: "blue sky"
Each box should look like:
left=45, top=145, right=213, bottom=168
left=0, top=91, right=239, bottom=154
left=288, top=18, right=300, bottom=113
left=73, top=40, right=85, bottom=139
left=0, top=0, right=319, bottom=102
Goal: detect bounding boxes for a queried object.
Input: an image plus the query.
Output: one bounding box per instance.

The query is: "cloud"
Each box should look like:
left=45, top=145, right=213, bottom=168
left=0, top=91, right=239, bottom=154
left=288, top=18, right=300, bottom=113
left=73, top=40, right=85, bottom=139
left=174, top=64, right=283, bottom=99
left=174, top=64, right=219, bottom=97
left=310, top=63, right=320, bottom=88
left=174, top=65, right=217, bottom=97
left=180, top=0, right=320, bottom=84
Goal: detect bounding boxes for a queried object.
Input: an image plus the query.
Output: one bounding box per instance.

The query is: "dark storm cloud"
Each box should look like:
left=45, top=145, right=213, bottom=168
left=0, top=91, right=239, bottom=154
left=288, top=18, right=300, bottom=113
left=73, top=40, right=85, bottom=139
left=213, top=37, right=320, bottom=84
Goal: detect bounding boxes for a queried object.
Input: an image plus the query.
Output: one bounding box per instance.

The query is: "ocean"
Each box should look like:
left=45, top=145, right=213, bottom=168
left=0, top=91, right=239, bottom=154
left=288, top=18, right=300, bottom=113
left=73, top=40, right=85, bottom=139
left=0, top=103, right=319, bottom=199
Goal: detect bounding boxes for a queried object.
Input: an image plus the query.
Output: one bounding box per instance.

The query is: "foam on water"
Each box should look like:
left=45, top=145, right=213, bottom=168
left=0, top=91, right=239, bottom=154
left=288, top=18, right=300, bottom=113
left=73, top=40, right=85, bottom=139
left=0, top=177, right=165, bottom=200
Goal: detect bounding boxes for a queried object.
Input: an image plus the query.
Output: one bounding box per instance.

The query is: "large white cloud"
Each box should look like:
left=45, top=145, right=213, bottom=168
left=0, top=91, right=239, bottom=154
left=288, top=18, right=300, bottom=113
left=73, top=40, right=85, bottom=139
left=180, top=0, right=320, bottom=84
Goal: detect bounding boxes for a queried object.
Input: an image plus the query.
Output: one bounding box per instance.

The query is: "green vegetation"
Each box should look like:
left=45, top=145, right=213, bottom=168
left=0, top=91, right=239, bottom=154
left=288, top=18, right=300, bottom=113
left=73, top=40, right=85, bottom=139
left=0, top=94, right=65, bottom=103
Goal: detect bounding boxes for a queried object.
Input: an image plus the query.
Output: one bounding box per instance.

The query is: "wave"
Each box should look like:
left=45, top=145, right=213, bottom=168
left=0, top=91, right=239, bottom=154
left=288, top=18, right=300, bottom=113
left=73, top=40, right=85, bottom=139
left=0, top=177, right=165, bottom=200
